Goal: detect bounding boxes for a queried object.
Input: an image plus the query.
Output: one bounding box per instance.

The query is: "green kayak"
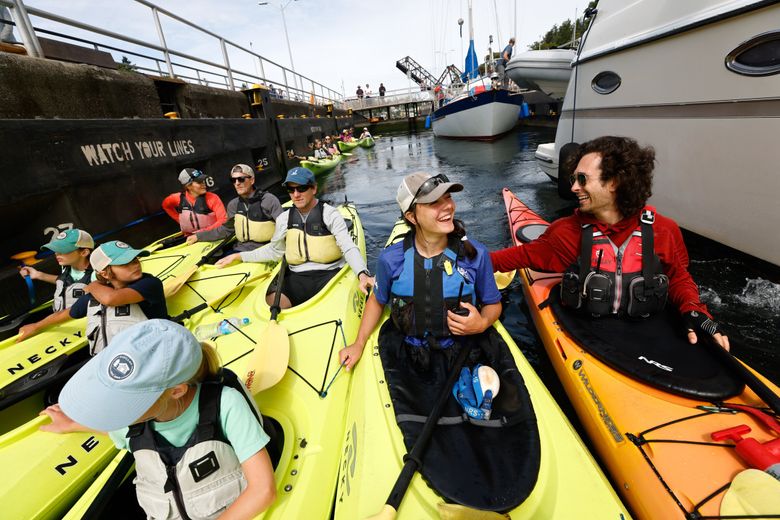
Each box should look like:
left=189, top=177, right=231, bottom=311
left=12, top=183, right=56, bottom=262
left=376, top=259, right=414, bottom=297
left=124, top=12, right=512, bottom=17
left=357, top=137, right=375, bottom=148
left=337, top=140, right=359, bottom=152
left=300, top=155, right=343, bottom=176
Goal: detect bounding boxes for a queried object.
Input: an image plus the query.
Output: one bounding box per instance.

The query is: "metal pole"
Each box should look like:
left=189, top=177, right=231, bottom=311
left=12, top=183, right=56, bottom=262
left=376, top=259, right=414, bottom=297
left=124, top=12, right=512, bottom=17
left=219, top=38, right=235, bottom=89
left=9, top=0, right=43, bottom=57
left=279, top=3, right=297, bottom=93
left=282, top=68, right=289, bottom=99
left=151, top=6, right=174, bottom=77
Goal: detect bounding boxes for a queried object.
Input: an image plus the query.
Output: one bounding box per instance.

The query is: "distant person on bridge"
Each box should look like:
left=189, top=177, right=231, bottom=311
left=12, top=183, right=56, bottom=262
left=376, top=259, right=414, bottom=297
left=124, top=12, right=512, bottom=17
left=365, top=84, right=372, bottom=98
left=379, top=83, right=386, bottom=97
left=162, top=168, right=227, bottom=236
left=489, top=136, right=729, bottom=350
left=186, top=164, right=283, bottom=253
left=497, top=37, right=515, bottom=87
left=356, top=85, right=364, bottom=99
left=215, top=167, right=373, bottom=309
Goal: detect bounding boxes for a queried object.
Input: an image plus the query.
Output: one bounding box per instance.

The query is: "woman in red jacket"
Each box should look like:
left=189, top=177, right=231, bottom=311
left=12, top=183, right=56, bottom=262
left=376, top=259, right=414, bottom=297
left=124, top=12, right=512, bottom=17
left=161, top=168, right=227, bottom=235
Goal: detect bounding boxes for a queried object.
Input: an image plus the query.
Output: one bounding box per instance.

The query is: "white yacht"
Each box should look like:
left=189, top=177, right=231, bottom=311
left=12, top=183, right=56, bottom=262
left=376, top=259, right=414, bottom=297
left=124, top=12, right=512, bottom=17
left=536, top=0, right=780, bottom=266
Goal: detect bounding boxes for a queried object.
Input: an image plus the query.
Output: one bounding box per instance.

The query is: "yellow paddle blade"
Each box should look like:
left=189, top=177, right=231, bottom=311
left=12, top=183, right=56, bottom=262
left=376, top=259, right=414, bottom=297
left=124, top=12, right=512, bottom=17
left=365, top=504, right=397, bottom=520
left=721, top=469, right=780, bottom=516
left=494, top=270, right=516, bottom=290
left=244, top=320, right=290, bottom=394
left=437, top=504, right=510, bottom=519
left=162, top=264, right=198, bottom=297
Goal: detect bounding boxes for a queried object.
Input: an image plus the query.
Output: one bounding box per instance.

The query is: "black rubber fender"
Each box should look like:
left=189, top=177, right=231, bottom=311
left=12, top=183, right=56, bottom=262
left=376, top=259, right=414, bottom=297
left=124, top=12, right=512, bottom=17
left=557, top=142, right=580, bottom=200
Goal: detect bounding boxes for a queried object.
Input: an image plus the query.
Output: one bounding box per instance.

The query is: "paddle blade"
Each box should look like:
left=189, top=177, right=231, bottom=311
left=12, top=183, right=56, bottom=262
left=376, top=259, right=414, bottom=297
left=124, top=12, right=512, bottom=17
left=721, top=469, right=780, bottom=516
left=162, top=264, right=198, bottom=297
left=494, top=270, right=516, bottom=290
left=365, top=504, right=397, bottom=520
left=244, top=320, right=289, bottom=394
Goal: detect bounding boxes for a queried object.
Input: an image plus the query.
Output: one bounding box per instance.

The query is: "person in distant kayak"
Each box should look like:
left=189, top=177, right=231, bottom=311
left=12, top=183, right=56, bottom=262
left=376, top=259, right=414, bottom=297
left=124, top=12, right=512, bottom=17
left=339, top=172, right=502, bottom=371
left=311, top=138, right=331, bottom=160
left=323, top=135, right=341, bottom=156
left=41, top=320, right=276, bottom=518
left=490, top=136, right=729, bottom=350
left=186, top=164, right=283, bottom=253
left=19, top=229, right=96, bottom=312
left=216, top=167, right=374, bottom=309
left=359, top=127, right=372, bottom=139
left=17, top=241, right=167, bottom=355
left=162, top=168, right=227, bottom=236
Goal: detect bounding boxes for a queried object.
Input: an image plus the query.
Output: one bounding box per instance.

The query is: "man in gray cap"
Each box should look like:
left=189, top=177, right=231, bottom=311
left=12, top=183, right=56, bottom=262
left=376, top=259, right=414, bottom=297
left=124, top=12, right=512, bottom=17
left=216, top=167, right=373, bottom=308
left=186, top=164, right=283, bottom=252
left=161, top=168, right=227, bottom=236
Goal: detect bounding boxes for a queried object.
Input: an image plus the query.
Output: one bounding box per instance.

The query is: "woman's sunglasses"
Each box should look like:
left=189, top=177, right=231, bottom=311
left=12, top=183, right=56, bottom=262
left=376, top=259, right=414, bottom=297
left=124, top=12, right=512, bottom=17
left=286, top=185, right=313, bottom=194
left=231, top=176, right=252, bottom=184
left=409, top=174, right=450, bottom=209
left=568, top=173, right=588, bottom=187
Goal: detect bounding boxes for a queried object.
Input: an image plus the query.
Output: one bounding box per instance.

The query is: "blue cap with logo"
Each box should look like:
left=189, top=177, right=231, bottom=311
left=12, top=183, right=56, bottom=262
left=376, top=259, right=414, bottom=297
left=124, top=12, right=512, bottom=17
left=41, top=229, right=94, bottom=254
left=90, top=240, right=150, bottom=272
left=283, top=167, right=315, bottom=187
left=58, top=320, right=204, bottom=431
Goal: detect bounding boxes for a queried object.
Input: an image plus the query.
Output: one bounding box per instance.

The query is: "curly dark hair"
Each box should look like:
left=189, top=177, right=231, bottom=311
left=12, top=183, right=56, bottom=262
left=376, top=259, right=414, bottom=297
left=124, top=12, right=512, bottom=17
left=565, top=136, right=655, bottom=218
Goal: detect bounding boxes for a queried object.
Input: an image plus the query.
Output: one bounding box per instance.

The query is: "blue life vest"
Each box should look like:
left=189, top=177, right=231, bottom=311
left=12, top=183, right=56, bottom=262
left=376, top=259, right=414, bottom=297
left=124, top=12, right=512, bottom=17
left=389, top=232, right=475, bottom=339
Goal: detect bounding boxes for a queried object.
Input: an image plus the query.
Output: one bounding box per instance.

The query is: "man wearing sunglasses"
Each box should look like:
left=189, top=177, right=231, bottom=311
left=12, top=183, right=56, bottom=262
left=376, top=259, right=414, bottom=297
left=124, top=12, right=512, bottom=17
left=490, top=136, right=729, bottom=350
left=186, top=164, right=283, bottom=252
left=216, top=167, right=373, bottom=308
left=161, top=168, right=227, bottom=236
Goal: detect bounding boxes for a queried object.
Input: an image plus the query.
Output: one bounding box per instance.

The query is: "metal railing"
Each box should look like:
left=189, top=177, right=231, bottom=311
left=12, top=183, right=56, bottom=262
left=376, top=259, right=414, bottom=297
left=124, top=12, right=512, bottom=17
left=0, top=0, right=344, bottom=107
left=342, top=88, right=434, bottom=111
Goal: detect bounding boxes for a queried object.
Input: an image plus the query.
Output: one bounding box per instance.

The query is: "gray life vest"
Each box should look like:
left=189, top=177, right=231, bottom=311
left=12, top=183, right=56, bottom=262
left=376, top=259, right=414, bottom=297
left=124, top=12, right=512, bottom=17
left=127, top=370, right=262, bottom=520
left=85, top=297, right=148, bottom=356
left=52, top=266, right=93, bottom=312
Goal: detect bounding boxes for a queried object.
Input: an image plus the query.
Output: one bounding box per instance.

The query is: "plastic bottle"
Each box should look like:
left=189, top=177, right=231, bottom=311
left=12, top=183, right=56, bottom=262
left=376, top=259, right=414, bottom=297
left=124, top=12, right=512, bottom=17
left=194, top=317, right=250, bottom=341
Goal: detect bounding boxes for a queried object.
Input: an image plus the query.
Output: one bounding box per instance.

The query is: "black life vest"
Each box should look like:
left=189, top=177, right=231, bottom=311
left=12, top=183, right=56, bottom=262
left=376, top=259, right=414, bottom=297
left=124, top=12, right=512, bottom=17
left=560, top=208, right=669, bottom=318
left=389, top=232, right=476, bottom=338
left=177, top=193, right=217, bottom=234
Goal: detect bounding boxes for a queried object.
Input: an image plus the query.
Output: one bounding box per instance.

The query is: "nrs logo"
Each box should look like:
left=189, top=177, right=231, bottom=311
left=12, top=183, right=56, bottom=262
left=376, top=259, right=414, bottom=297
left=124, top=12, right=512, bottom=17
left=638, top=356, right=673, bottom=372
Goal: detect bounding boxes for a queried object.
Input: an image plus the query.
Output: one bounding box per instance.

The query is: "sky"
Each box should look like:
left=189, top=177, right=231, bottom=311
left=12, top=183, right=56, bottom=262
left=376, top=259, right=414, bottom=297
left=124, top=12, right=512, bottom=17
left=23, top=0, right=587, bottom=98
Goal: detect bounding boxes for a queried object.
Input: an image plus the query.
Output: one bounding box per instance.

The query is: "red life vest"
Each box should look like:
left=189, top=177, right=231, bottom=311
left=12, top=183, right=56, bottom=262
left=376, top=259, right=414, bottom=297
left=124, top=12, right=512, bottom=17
left=560, top=208, right=669, bottom=318
left=176, top=193, right=217, bottom=234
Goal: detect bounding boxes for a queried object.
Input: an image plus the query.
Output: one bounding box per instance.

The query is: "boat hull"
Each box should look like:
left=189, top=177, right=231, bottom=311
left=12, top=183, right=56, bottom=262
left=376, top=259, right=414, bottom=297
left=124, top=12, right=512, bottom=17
left=432, top=89, right=523, bottom=140
left=506, top=49, right=575, bottom=100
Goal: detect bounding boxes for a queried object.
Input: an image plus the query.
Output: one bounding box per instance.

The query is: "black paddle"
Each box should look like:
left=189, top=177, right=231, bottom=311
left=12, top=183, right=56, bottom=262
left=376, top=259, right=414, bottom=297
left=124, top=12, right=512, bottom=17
left=368, top=342, right=473, bottom=519
left=701, top=334, right=780, bottom=415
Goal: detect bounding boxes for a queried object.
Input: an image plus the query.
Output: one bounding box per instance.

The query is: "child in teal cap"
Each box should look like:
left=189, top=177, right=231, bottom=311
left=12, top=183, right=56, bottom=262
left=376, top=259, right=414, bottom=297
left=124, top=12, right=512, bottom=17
left=42, top=320, right=276, bottom=518
left=19, top=229, right=95, bottom=313
left=17, top=241, right=167, bottom=355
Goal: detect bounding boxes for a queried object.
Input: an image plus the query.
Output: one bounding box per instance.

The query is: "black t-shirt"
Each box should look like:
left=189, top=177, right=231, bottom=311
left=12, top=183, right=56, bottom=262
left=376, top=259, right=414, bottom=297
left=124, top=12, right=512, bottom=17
left=69, top=273, right=168, bottom=319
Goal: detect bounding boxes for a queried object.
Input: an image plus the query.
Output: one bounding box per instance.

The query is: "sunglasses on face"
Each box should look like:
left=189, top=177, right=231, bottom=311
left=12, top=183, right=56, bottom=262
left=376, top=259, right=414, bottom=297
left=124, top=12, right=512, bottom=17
left=409, top=174, right=450, bottom=209
left=286, top=185, right=313, bottom=194
left=568, top=173, right=588, bottom=187
left=232, top=176, right=252, bottom=184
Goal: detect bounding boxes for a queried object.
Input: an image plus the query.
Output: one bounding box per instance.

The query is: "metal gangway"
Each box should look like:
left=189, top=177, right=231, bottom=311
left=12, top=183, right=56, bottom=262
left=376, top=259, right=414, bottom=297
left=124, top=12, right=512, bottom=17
left=395, top=56, right=438, bottom=90
left=0, top=0, right=343, bottom=107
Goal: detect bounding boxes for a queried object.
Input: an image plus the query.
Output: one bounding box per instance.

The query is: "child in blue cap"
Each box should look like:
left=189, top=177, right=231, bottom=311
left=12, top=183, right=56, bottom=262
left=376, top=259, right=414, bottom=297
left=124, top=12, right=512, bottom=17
left=17, top=241, right=167, bottom=355
left=41, top=319, right=276, bottom=518
left=19, top=229, right=95, bottom=312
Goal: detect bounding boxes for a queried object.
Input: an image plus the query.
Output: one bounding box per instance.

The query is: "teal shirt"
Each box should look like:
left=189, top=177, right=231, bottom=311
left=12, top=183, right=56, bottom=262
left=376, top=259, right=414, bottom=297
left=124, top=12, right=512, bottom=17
left=109, top=384, right=269, bottom=463
left=67, top=267, right=97, bottom=282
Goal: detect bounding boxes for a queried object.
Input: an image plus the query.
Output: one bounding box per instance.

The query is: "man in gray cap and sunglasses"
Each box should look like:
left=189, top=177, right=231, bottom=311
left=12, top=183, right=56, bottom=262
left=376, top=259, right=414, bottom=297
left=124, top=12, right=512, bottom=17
left=186, top=163, right=283, bottom=252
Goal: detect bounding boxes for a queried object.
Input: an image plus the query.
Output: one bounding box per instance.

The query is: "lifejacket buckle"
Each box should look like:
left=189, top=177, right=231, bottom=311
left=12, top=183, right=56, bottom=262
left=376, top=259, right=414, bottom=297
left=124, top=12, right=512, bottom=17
left=640, top=209, right=655, bottom=225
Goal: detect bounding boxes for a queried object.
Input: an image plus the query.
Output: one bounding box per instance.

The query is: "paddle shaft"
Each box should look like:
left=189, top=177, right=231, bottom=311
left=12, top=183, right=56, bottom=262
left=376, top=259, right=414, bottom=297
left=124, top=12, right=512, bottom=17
left=269, top=258, right=287, bottom=322
left=383, top=342, right=472, bottom=512
left=703, top=334, right=780, bottom=415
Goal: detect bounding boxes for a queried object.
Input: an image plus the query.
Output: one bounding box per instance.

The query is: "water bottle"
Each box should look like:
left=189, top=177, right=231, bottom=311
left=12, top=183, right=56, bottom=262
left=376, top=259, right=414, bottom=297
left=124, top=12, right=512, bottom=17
left=194, top=317, right=250, bottom=341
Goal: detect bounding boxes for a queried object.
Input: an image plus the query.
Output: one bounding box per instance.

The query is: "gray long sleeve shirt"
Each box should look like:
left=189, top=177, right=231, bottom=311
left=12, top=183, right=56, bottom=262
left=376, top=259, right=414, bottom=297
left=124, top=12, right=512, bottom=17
left=196, top=190, right=283, bottom=252
left=240, top=201, right=367, bottom=274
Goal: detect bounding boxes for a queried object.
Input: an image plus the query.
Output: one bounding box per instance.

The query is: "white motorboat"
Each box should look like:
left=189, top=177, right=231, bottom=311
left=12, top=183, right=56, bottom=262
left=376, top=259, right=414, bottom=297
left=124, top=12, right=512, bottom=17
left=536, top=0, right=780, bottom=266
left=505, top=48, right=576, bottom=100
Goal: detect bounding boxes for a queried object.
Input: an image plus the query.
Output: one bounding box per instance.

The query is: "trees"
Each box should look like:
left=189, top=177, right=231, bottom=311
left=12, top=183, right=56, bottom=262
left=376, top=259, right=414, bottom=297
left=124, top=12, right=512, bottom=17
left=528, top=1, right=596, bottom=50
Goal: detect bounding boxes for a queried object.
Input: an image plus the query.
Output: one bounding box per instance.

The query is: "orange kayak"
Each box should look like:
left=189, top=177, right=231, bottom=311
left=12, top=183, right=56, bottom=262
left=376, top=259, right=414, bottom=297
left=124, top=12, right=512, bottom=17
left=501, top=187, right=780, bottom=519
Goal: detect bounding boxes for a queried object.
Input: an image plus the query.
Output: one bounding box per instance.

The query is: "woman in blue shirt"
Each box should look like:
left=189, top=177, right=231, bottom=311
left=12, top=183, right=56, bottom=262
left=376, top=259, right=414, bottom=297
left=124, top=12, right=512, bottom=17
left=339, top=172, right=501, bottom=370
